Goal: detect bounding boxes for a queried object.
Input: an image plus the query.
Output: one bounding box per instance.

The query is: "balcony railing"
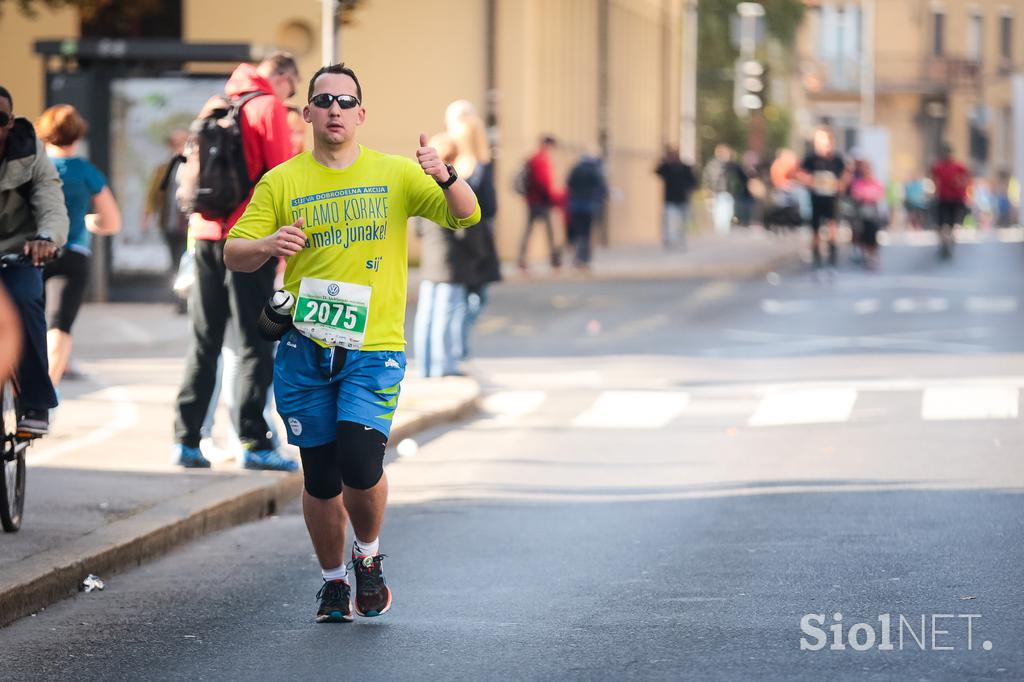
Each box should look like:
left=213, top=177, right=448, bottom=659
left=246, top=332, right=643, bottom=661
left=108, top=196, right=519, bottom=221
left=802, top=53, right=987, bottom=97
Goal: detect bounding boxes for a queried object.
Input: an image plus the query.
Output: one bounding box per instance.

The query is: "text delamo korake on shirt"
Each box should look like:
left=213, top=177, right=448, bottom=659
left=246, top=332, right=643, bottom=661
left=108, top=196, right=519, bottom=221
left=228, top=146, right=481, bottom=351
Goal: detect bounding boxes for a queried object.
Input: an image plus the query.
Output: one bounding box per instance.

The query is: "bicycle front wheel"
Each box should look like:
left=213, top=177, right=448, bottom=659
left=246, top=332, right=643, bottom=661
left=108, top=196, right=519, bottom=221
left=0, top=379, right=26, bottom=532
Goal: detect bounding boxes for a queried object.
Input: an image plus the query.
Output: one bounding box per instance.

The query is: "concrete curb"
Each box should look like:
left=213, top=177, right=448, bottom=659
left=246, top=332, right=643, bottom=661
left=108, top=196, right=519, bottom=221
left=0, top=384, right=481, bottom=628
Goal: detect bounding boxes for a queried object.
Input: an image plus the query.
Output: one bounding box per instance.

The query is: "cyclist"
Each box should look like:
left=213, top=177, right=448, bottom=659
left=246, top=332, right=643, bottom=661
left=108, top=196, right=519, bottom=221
left=224, top=63, right=480, bottom=622
left=0, top=85, right=69, bottom=435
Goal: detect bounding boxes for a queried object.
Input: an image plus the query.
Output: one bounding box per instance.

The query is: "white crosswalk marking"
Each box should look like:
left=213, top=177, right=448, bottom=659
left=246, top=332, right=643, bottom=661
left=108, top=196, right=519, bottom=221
left=965, top=296, right=1019, bottom=314
left=480, top=390, right=547, bottom=425
left=761, top=299, right=812, bottom=315
left=572, top=391, right=690, bottom=429
left=854, top=299, right=880, bottom=314
left=921, top=386, right=1020, bottom=420
left=892, top=297, right=949, bottom=313
left=748, top=388, right=858, bottom=427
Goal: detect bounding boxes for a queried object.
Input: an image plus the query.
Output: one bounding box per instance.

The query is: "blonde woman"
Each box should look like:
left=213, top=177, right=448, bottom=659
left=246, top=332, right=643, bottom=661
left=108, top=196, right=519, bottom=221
left=448, top=112, right=499, bottom=359
left=412, top=132, right=468, bottom=376
left=36, top=104, right=121, bottom=387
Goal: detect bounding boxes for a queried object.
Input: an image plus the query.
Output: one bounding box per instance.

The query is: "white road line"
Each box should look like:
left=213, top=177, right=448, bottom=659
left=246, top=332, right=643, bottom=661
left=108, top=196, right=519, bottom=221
left=893, top=297, right=948, bottom=313
left=761, top=299, right=812, bottom=315
left=921, top=386, right=1020, bottom=420
left=853, top=298, right=880, bottom=315
left=479, top=390, right=547, bottom=425
left=965, top=296, right=1018, bottom=314
left=748, top=388, right=858, bottom=427
left=572, top=391, right=690, bottom=429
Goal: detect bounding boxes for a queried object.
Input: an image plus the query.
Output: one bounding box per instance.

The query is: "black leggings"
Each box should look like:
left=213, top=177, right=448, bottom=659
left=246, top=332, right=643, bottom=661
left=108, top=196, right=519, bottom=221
left=300, top=421, right=388, bottom=499
left=44, top=249, right=90, bottom=333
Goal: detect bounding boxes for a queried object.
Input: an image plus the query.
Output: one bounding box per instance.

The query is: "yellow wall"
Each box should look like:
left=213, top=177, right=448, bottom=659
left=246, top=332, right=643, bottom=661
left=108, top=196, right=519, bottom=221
left=5, top=0, right=683, bottom=260
left=0, top=6, right=79, bottom=120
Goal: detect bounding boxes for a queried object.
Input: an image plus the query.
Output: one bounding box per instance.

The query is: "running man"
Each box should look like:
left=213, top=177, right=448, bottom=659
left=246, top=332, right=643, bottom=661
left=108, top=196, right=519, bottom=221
left=798, top=126, right=850, bottom=270
left=224, top=63, right=480, bottom=622
left=930, top=142, right=971, bottom=260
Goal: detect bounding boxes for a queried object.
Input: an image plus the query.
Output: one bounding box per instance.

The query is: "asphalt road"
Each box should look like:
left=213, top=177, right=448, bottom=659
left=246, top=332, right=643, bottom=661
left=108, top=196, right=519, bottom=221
left=2, top=234, right=1022, bottom=680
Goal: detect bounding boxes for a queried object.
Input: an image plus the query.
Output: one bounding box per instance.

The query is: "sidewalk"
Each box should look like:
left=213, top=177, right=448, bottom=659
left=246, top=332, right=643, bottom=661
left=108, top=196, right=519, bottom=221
left=0, top=227, right=800, bottom=627
left=408, top=226, right=806, bottom=295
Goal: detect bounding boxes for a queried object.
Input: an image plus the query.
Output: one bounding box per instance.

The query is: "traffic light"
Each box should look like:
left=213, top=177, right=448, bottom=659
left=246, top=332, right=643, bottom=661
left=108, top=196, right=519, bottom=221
left=734, top=59, right=765, bottom=116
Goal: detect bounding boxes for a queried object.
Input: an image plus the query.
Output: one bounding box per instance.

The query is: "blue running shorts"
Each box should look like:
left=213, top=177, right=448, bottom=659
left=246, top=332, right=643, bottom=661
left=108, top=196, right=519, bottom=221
left=274, top=330, right=406, bottom=447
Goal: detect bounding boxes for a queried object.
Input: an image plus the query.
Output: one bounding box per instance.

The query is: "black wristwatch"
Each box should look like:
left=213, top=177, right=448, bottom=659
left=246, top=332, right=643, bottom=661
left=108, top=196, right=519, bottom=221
left=436, top=163, right=458, bottom=190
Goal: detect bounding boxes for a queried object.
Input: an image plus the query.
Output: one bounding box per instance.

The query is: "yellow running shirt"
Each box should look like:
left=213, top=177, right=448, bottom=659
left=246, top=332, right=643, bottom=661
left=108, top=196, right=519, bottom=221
left=228, top=147, right=480, bottom=351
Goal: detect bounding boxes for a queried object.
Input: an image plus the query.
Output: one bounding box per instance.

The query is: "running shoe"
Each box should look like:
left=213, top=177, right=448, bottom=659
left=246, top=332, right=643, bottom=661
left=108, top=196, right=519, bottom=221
left=174, top=444, right=211, bottom=469
left=242, top=448, right=298, bottom=472
left=351, top=553, right=392, bottom=617
left=315, top=579, right=353, bottom=623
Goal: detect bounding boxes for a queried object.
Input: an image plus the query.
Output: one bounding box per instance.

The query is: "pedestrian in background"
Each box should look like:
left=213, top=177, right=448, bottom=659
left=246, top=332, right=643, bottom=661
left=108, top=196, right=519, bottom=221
left=448, top=110, right=500, bottom=360
left=517, top=135, right=564, bottom=272
left=143, top=130, right=189, bottom=279
left=849, top=158, right=885, bottom=271
left=36, top=104, right=122, bottom=389
left=703, top=144, right=736, bottom=234
left=0, top=85, right=68, bottom=436
left=565, top=150, right=608, bottom=271
left=413, top=132, right=471, bottom=377
left=173, top=51, right=299, bottom=470
left=287, top=105, right=306, bottom=157
left=654, top=146, right=697, bottom=250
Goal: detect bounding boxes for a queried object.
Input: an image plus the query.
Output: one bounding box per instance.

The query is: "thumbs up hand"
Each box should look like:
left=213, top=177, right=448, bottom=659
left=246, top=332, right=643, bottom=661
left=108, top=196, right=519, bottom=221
left=416, top=132, right=451, bottom=184
left=267, top=217, right=307, bottom=258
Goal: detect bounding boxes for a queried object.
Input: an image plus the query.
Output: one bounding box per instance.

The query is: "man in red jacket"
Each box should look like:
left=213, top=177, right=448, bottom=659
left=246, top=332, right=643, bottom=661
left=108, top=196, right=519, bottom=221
left=930, top=142, right=971, bottom=259
left=173, top=52, right=300, bottom=470
left=517, top=135, right=565, bottom=271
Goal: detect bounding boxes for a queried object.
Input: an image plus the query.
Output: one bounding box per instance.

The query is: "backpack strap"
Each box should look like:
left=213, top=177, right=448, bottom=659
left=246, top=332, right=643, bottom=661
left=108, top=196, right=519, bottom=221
left=228, top=91, right=271, bottom=180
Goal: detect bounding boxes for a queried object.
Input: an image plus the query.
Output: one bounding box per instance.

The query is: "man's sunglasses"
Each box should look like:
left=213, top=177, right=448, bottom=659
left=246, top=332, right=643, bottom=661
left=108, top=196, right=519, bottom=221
left=0, top=112, right=11, bottom=127
left=309, top=93, right=360, bottom=110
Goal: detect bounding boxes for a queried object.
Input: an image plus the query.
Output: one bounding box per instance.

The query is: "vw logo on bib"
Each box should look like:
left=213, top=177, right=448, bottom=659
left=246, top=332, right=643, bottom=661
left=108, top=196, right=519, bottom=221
left=327, top=283, right=341, bottom=296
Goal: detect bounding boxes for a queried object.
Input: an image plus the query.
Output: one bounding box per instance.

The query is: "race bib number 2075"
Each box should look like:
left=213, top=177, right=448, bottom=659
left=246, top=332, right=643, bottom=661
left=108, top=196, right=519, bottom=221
left=293, top=278, right=371, bottom=350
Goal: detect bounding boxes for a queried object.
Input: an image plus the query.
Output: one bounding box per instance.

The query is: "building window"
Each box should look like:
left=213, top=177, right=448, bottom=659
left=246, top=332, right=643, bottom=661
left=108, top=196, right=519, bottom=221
left=1000, top=15, right=1013, bottom=61
left=968, top=13, right=983, bottom=63
left=932, top=11, right=945, bottom=56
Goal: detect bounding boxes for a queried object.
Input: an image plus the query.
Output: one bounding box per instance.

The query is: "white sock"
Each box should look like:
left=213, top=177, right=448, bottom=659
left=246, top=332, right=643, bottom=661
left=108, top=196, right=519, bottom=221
left=322, top=564, right=348, bottom=583
left=353, top=537, right=379, bottom=557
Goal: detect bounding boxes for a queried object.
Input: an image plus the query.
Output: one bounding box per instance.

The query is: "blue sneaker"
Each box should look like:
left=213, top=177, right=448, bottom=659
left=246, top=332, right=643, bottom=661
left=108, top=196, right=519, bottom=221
left=242, top=448, right=298, bottom=472
left=174, top=444, right=211, bottom=469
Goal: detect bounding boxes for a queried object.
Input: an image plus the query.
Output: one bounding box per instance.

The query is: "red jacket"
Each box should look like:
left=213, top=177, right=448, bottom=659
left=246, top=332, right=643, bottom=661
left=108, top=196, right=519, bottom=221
left=192, top=63, right=293, bottom=240
left=931, top=158, right=971, bottom=203
left=526, top=148, right=564, bottom=207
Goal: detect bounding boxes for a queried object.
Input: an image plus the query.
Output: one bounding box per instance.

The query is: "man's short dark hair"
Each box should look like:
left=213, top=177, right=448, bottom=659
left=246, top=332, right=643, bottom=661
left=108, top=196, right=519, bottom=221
left=0, top=86, right=12, bottom=110
left=307, top=63, right=362, bottom=103
left=260, top=51, right=299, bottom=76
left=541, top=135, right=556, bottom=147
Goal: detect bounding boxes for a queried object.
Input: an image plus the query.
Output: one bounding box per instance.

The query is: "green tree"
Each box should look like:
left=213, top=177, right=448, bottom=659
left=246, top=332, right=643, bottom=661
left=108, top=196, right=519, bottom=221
left=697, top=0, right=804, bottom=165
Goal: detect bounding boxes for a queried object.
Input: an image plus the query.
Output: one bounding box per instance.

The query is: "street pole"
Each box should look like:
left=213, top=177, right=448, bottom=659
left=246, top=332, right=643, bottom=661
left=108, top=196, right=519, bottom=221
left=679, top=0, right=698, bottom=163
left=322, top=0, right=338, bottom=65
left=860, top=0, right=876, bottom=126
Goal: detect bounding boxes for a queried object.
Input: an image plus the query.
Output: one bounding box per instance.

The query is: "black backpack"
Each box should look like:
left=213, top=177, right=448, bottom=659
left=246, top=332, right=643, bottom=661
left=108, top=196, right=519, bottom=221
left=176, top=91, right=265, bottom=219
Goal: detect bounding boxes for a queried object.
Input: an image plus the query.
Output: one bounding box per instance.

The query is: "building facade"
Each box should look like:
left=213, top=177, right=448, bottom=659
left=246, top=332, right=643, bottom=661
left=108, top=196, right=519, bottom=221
left=796, top=0, right=1024, bottom=186
left=1, top=0, right=688, bottom=268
